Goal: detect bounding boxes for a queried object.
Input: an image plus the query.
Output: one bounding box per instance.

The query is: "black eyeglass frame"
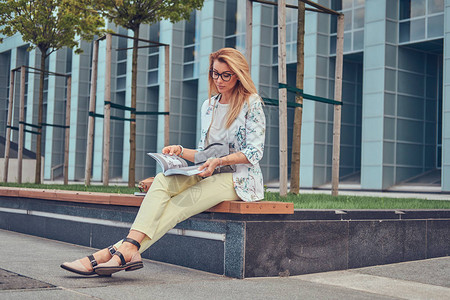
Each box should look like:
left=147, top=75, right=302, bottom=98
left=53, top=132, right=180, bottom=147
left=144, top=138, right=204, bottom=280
left=209, top=70, right=235, bottom=82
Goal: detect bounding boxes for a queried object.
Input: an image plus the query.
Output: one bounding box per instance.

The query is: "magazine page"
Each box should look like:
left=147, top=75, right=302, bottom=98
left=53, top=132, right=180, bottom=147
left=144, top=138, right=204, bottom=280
left=147, top=153, right=188, bottom=172
left=164, top=165, right=203, bottom=176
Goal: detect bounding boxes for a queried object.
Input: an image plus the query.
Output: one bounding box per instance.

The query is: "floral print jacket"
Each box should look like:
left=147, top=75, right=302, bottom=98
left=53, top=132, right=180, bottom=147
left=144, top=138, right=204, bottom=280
left=197, top=94, right=266, bottom=202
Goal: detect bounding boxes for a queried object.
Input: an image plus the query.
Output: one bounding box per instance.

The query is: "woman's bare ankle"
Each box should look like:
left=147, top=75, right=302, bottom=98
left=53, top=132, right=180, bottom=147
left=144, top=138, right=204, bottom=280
left=79, top=247, right=115, bottom=271
left=109, top=241, right=138, bottom=265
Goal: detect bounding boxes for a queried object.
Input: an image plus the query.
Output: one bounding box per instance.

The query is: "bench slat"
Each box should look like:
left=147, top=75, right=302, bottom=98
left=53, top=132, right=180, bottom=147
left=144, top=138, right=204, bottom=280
left=0, top=187, right=294, bottom=214
left=206, top=200, right=294, bottom=214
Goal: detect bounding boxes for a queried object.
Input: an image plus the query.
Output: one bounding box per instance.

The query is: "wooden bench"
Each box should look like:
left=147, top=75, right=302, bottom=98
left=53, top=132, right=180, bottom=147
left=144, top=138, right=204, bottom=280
left=0, top=187, right=294, bottom=214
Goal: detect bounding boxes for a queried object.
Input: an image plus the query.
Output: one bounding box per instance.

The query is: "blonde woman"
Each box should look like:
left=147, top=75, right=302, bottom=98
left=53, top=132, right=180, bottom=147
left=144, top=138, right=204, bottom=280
left=61, top=47, right=266, bottom=276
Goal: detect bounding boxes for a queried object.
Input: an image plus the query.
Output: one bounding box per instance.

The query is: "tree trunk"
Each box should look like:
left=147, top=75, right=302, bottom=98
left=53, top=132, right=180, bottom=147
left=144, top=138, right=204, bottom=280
left=278, top=0, right=288, bottom=196
left=128, top=26, right=139, bottom=187
left=289, top=1, right=305, bottom=194
left=35, top=49, right=47, bottom=184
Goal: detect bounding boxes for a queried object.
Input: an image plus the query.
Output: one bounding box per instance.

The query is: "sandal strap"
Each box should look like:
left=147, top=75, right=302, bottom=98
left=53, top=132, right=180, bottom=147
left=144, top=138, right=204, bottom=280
left=114, top=251, right=127, bottom=266
left=87, top=254, right=98, bottom=268
left=107, top=245, right=116, bottom=256
left=123, top=237, right=141, bottom=250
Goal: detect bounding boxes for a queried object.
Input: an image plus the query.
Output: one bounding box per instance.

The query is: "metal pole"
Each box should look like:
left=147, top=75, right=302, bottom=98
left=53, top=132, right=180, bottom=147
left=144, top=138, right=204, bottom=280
left=3, top=70, right=14, bottom=182
left=246, top=0, right=253, bottom=66
left=164, top=45, right=170, bottom=147
left=85, top=40, right=99, bottom=186
left=63, top=76, right=71, bottom=185
left=331, top=14, right=344, bottom=196
left=103, top=34, right=112, bottom=186
left=278, top=0, right=288, bottom=196
left=18, top=66, right=26, bottom=184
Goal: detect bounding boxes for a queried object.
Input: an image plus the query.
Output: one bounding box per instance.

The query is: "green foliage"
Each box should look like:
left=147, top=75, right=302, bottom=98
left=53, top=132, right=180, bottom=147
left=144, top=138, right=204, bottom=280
left=0, top=0, right=104, bottom=55
left=93, top=0, right=204, bottom=31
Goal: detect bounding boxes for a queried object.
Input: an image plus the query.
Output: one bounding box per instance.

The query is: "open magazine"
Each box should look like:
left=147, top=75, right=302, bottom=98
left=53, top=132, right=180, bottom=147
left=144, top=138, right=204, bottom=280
left=147, top=153, right=203, bottom=176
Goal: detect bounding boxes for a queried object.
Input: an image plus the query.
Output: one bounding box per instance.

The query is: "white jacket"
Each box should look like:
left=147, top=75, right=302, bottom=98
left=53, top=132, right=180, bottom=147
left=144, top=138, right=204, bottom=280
left=197, top=94, right=266, bottom=202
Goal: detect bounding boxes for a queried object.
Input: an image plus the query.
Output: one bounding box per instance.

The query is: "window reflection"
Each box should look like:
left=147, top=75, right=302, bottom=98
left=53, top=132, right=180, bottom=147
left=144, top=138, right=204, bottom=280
left=183, top=47, right=195, bottom=63
left=329, top=0, right=365, bottom=54
left=344, top=32, right=352, bottom=52
left=148, top=71, right=158, bottom=85
left=411, top=0, right=426, bottom=17
left=342, top=0, right=353, bottom=9
left=353, top=30, right=364, bottom=50
left=399, top=0, right=444, bottom=43
left=354, top=8, right=364, bottom=29
left=226, top=0, right=237, bottom=37
left=183, top=11, right=198, bottom=80
left=147, top=23, right=159, bottom=87
left=330, top=36, right=337, bottom=55
left=399, top=21, right=411, bottom=43
left=344, top=11, right=353, bottom=30
left=148, top=56, right=158, bottom=69
left=410, top=18, right=425, bottom=40
left=331, top=0, right=342, bottom=11
left=428, top=0, right=444, bottom=14
left=427, top=15, right=443, bottom=38
left=330, top=15, right=337, bottom=34
left=400, top=0, right=426, bottom=19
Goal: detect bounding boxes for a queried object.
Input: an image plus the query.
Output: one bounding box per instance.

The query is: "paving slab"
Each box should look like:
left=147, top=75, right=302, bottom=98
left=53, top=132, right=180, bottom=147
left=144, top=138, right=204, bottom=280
left=73, top=277, right=396, bottom=300
left=1, top=229, right=449, bottom=300
left=0, top=269, right=54, bottom=290
left=0, top=288, right=91, bottom=300
left=354, top=257, right=450, bottom=288
left=297, top=270, right=450, bottom=300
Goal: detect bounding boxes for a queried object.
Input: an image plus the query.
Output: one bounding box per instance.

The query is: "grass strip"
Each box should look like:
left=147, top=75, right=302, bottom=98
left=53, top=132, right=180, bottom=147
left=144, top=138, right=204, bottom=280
left=0, top=182, right=138, bottom=194
left=1, top=183, right=449, bottom=209
left=265, top=192, right=450, bottom=209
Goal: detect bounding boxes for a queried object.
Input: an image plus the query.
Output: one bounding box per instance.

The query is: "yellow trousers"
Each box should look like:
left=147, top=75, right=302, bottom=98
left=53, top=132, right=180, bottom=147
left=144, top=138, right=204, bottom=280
left=114, top=172, right=239, bottom=252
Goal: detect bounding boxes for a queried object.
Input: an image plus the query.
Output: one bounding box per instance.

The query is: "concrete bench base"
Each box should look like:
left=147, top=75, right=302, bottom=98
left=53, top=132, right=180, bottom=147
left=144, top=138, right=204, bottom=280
left=0, top=188, right=449, bottom=278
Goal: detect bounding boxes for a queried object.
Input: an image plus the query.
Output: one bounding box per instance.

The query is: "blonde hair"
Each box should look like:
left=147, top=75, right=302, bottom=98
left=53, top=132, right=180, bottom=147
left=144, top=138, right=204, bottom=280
left=208, top=48, right=259, bottom=128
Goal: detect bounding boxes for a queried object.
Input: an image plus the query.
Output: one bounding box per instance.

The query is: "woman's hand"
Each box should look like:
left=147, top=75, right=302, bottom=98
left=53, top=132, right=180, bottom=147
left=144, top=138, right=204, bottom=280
left=162, top=145, right=182, bottom=156
left=198, top=157, right=223, bottom=177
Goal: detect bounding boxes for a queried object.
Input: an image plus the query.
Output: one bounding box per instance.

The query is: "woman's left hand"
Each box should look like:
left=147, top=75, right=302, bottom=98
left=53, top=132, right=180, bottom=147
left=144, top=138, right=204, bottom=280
left=162, top=145, right=182, bottom=156
left=198, top=158, right=222, bottom=177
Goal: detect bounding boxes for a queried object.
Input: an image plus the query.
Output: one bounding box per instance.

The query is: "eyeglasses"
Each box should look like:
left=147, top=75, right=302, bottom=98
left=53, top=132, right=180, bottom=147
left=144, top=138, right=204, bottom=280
left=209, top=70, right=235, bottom=82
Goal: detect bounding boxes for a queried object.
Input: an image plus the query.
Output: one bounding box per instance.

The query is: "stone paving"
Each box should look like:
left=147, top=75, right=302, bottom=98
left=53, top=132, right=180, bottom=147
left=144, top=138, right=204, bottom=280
left=1, top=229, right=449, bottom=300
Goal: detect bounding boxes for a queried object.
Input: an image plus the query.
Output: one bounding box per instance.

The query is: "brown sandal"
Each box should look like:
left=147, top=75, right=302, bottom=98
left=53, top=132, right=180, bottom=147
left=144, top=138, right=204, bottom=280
left=94, top=238, right=143, bottom=276
left=60, top=245, right=116, bottom=276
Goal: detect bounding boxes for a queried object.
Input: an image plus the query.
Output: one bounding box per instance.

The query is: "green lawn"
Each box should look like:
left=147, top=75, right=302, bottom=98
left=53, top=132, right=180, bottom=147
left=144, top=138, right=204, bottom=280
left=264, top=192, right=450, bottom=209
left=0, top=182, right=138, bottom=194
left=1, top=182, right=449, bottom=209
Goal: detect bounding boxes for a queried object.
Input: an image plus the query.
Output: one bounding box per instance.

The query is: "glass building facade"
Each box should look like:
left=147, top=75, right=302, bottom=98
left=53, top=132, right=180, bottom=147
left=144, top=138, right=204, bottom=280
left=0, top=0, right=449, bottom=192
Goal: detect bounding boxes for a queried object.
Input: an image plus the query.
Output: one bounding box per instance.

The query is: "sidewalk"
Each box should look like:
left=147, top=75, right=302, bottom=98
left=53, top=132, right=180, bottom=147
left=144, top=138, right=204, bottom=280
left=1, top=229, right=449, bottom=299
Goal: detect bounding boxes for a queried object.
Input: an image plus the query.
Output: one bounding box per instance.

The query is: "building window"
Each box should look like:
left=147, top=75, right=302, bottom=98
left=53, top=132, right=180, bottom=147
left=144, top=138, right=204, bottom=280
left=330, top=0, right=365, bottom=55
left=225, top=0, right=238, bottom=48
left=399, top=0, right=444, bottom=43
left=183, top=11, right=198, bottom=80
left=116, top=27, right=128, bottom=91
left=147, top=23, right=160, bottom=86
left=272, top=0, right=299, bottom=64
left=223, top=0, right=246, bottom=52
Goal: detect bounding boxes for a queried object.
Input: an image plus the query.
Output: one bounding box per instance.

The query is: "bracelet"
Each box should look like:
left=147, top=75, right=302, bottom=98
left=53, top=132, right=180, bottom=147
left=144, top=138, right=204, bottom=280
left=178, top=145, right=184, bottom=157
